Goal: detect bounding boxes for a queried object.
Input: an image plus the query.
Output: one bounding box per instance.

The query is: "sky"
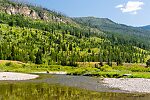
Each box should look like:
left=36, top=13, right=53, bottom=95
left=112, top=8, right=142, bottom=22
left=16, top=0, right=150, bottom=26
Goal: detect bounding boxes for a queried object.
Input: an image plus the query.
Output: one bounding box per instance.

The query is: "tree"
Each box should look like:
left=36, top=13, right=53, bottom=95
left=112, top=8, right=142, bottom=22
left=11, top=46, right=15, bottom=60
left=35, top=50, right=42, bottom=64
left=99, top=61, right=104, bottom=66
left=69, top=44, right=73, bottom=51
left=88, top=48, right=91, bottom=53
left=117, top=58, right=123, bottom=66
left=146, top=59, right=150, bottom=67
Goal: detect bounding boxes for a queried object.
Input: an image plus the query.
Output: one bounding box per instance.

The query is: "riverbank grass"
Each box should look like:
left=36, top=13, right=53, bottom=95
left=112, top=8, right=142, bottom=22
left=0, top=61, right=150, bottom=78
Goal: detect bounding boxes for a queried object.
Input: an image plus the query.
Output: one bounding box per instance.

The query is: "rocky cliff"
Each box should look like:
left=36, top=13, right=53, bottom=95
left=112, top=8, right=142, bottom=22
left=5, top=5, right=48, bottom=20
left=4, top=4, right=67, bottom=23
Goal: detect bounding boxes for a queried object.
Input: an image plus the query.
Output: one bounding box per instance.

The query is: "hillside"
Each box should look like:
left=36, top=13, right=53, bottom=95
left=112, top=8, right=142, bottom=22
left=0, top=0, right=78, bottom=25
left=73, top=17, right=150, bottom=49
left=140, top=25, right=150, bottom=31
left=73, top=17, right=150, bottom=36
left=0, top=0, right=149, bottom=66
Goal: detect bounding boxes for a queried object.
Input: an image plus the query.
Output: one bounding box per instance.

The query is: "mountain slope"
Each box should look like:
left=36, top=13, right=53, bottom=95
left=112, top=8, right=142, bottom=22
left=73, top=17, right=150, bottom=49
left=0, top=0, right=72, bottom=24
left=73, top=17, right=150, bottom=37
left=140, top=25, right=150, bottom=31
left=0, top=0, right=149, bottom=66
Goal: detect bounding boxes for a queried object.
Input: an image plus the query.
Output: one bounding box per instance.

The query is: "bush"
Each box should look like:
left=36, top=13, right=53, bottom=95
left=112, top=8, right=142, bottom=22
left=5, top=62, right=12, bottom=66
left=100, top=65, right=113, bottom=72
left=97, top=72, right=122, bottom=78
left=146, top=59, right=150, bottom=67
left=68, top=68, right=86, bottom=75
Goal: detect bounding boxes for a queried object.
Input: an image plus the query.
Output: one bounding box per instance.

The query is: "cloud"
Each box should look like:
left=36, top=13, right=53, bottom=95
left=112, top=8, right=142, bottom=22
left=116, top=4, right=123, bottom=8
left=116, top=1, right=144, bottom=14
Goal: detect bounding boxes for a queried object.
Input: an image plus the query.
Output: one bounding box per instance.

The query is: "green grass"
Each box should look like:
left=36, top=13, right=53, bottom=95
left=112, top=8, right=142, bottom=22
left=68, top=64, right=150, bottom=78
left=129, top=72, right=150, bottom=78
left=113, top=65, right=150, bottom=72
left=0, top=61, right=74, bottom=73
left=1, top=61, right=150, bottom=78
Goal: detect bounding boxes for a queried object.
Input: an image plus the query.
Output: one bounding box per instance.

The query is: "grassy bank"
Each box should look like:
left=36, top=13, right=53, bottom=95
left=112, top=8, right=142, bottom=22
left=68, top=65, right=150, bottom=78
left=0, top=61, right=150, bottom=78
left=0, top=61, right=74, bottom=73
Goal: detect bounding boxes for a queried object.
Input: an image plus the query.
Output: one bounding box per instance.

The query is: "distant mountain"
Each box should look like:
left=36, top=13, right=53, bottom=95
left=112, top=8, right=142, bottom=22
left=73, top=17, right=150, bottom=50
left=140, top=25, right=150, bottom=31
left=73, top=17, right=150, bottom=37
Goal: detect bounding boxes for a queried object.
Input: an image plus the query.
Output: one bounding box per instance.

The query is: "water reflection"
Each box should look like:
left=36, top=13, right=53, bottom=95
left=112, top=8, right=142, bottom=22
left=0, top=83, right=150, bottom=100
left=0, top=82, right=149, bottom=100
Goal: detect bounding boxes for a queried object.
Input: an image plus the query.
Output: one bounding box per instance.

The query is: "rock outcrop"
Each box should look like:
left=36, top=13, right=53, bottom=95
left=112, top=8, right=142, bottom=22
left=39, top=12, right=48, bottom=20
left=30, top=10, right=39, bottom=19
left=4, top=5, right=67, bottom=23
left=5, top=6, right=46, bottom=20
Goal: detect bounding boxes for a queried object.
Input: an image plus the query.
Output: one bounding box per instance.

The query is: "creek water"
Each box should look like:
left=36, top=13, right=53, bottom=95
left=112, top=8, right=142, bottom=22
left=0, top=74, right=149, bottom=100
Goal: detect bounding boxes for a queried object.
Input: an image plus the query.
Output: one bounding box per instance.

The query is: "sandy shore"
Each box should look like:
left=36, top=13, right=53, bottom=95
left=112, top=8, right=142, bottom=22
left=103, top=78, right=150, bottom=93
left=0, top=72, right=39, bottom=80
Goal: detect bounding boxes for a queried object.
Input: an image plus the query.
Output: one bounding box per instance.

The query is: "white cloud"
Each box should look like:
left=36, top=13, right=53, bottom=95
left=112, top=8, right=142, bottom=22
left=132, top=11, right=137, bottom=15
left=116, top=1, right=144, bottom=14
left=116, top=4, right=123, bottom=8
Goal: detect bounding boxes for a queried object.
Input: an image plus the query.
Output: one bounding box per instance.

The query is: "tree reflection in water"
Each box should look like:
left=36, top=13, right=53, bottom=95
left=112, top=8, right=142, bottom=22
left=0, top=82, right=149, bottom=100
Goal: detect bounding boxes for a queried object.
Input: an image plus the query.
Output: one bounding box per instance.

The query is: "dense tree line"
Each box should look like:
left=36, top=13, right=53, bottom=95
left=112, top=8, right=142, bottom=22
left=0, top=23, right=148, bottom=66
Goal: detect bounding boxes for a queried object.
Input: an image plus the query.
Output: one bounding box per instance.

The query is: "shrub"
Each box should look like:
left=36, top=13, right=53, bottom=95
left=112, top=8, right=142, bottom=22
left=146, top=59, right=150, bottom=67
left=5, top=62, right=12, bottom=66
left=100, top=65, right=113, bottom=72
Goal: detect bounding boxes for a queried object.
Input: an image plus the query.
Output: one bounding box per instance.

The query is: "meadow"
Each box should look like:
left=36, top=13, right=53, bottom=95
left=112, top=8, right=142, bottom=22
left=1, top=60, right=150, bottom=78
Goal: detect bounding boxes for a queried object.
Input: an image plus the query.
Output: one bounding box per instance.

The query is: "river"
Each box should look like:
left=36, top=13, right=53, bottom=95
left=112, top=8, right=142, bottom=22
left=0, top=74, right=149, bottom=100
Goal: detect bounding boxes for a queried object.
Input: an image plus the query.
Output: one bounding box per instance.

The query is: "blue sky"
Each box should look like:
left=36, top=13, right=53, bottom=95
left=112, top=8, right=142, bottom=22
left=17, top=0, right=150, bottom=26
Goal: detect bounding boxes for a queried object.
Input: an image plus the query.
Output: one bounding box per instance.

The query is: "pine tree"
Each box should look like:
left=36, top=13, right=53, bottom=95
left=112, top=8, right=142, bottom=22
left=146, top=59, right=150, bottom=67
left=35, top=50, right=42, bottom=64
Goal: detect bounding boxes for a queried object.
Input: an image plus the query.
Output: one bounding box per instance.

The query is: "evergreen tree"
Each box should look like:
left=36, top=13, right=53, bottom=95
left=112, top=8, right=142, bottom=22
left=146, top=59, right=150, bottom=67
left=35, top=50, right=42, bottom=64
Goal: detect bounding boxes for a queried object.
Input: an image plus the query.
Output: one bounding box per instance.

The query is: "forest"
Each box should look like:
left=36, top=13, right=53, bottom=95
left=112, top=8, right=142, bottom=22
left=0, top=0, right=149, bottom=67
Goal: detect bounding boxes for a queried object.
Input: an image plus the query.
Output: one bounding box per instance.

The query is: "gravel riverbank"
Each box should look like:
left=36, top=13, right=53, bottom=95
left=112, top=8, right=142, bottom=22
left=0, top=72, right=39, bottom=80
left=103, top=78, right=150, bottom=93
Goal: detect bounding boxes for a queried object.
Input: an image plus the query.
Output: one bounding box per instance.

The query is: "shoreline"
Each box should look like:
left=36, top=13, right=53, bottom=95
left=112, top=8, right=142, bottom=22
left=0, top=72, right=39, bottom=80
left=1, top=72, right=150, bottom=93
left=103, top=78, right=150, bottom=93
left=33, top=71, right=67, bottom=75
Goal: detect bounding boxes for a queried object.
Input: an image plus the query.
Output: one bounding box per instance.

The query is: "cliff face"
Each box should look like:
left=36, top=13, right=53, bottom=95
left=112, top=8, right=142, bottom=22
left=4, top=5, right=69, bottom=23
left=5, top=6, right=46, bottom=20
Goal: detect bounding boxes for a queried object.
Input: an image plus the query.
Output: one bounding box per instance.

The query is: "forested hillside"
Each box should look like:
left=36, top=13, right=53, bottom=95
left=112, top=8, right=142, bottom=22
left=0, top=0, right=149, bottom=66
left=73, top=17, right=150, bottom=49
left=73, top=17, right=150, bottom=37
left=140, top=25, right=150, bottom=31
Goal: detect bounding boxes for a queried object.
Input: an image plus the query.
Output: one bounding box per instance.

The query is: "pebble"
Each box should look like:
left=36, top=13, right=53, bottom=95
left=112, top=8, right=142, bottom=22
left=103, top=78, right=150, bottom=93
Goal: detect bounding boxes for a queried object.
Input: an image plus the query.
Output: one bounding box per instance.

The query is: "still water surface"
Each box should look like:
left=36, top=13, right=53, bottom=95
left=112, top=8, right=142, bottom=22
left=0, top=74, right=149, bottom=100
